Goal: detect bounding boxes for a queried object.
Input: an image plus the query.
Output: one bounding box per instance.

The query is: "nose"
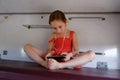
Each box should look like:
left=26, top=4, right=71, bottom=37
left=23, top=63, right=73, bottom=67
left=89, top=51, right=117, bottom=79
left=56, top=28, right=61, bottom=33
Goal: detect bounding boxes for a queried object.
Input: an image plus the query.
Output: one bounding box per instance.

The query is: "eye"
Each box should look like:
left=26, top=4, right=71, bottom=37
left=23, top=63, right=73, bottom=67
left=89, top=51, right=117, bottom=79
left=59, top=26, right=62, bottom=28
left=53, top=27, right=57, bottom=30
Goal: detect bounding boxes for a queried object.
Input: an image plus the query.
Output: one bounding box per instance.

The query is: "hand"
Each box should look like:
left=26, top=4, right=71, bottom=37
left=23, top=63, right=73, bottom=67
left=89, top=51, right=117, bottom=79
left=45, top=53, right=51, bottom=61
left=45, top=51, right=55, bottom=60
left=60, top=52, right=73, bottom=62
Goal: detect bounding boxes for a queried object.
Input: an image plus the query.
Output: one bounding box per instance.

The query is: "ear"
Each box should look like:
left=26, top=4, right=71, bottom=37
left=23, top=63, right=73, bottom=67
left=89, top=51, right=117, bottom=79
left=65, top=20, right=68, bottom=26
left=66, top=19, right=68, bottom=23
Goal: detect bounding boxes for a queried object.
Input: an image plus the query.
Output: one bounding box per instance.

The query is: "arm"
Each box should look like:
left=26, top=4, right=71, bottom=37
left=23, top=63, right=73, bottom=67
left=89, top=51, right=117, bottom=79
left=72, top=32, right=79, bottom=55
left=45, top=32, right=55, bottom=60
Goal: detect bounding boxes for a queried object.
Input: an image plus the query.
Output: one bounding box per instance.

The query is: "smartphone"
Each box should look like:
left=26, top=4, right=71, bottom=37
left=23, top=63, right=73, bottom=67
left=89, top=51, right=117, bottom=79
left=47, top=56, right=66, bottom=60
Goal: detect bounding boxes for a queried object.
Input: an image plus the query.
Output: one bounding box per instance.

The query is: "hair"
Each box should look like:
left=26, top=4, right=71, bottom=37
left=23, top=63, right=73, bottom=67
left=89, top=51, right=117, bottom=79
left=49, top=10, right=67, bottom=24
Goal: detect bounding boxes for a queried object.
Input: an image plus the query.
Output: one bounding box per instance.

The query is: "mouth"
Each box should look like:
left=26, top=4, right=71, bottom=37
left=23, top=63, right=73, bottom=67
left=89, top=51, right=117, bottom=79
left=56, top=32, right=62, bottom=34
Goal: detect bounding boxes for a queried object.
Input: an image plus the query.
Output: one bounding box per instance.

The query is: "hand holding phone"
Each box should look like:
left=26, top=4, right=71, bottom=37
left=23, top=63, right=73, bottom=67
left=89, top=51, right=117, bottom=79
left=47, top=56, right=66, bottom=60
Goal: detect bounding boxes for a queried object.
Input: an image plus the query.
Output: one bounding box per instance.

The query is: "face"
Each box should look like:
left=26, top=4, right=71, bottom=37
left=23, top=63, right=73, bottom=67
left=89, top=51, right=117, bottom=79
left=50, top=20, right=67, bottom=34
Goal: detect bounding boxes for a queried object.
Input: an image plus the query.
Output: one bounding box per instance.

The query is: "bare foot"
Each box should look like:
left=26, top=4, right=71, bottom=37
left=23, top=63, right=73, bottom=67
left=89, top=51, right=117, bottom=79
left=48, top=59, right=61, bottom=70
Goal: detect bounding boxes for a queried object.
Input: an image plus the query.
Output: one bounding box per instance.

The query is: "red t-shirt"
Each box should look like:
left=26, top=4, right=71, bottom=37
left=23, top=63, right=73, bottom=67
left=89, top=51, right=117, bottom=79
left=49, top=31, right=74, bottom=56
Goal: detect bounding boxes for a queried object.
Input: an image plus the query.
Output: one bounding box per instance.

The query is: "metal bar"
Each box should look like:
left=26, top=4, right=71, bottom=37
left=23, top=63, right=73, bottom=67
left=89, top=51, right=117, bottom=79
left=0, top=12, right=120, bottom=15
left=69, top=17, right=105, bottom=20
left=95, top=52, right=105, bottom=55
left=23, top=24, right=52, bottom=29
left=79, top=51, right=105, bottom=55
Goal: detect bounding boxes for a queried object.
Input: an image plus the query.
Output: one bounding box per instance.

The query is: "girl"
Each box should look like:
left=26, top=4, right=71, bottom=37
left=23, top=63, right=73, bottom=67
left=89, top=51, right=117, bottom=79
left=24, top=10, right=96, bottom=70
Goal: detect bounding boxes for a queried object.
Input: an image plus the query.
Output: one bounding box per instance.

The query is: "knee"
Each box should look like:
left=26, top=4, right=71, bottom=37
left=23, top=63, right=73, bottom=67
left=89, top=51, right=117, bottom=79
left=24, top=44, right=32, bottom=51
left=87, top=50, right=96, bottom=61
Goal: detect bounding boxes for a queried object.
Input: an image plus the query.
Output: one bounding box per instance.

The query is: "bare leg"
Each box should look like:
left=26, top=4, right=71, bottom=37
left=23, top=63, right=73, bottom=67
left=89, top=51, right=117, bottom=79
left=48, top=50, right=96, bottom=70
left=24, top=44, right=48, bottom=68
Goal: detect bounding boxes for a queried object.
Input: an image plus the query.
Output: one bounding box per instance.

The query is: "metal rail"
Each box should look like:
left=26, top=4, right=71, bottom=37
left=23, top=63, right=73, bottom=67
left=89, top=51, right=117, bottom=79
left=69, top=17, right=105, bottom=20
left=23, top=24, right=52, bottom=29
